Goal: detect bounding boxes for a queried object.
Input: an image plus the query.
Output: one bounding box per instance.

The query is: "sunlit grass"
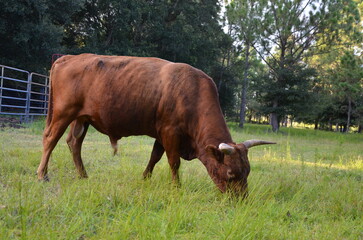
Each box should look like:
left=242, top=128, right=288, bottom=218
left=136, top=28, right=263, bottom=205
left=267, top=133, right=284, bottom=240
left=0, top=121, right=362, bottom=239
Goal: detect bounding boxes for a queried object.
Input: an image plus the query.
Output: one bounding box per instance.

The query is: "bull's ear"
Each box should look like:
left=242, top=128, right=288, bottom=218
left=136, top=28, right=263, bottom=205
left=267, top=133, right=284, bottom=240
left=205, top=145, right=224, bottom=162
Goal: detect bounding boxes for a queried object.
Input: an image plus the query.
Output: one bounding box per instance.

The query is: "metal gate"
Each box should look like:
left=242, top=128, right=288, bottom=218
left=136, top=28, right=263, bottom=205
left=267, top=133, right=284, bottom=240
left=0, top=64, right=49, bottom=122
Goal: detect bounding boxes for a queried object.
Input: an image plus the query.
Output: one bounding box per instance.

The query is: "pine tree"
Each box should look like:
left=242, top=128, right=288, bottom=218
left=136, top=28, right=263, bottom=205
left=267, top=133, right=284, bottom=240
left=253, top=0, right=361, bottom=131
left=225, top=0, right=266, bottom=128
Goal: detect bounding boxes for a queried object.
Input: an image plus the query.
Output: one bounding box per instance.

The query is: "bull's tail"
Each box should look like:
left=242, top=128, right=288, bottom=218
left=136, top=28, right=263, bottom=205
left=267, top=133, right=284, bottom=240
left=46, top=61, right=58, bottom=127
left=46, top=78, right=53, bottom=127
left=45, top=68, right=53, bottom=127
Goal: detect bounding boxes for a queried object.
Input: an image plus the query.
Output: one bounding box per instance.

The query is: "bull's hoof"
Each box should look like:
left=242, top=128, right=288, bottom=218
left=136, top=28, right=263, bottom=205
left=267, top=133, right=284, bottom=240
left=78, top=174, right=88, bottom=179
left=38, top=175, right=50, bottom=182
left=143, top=171, right=152, bottom=179
left=43, top=175, right=50, bottom=182
left=172, top=180, right=181, bottom=188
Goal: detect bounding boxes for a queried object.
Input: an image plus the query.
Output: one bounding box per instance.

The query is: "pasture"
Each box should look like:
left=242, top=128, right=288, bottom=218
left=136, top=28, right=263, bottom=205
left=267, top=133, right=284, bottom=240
left=0, top=121, right=362, bottom=239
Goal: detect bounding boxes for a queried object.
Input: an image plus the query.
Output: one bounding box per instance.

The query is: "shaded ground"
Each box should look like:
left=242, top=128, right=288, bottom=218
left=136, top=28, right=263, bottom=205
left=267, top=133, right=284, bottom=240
left=0, top=116, right=23, bottom=128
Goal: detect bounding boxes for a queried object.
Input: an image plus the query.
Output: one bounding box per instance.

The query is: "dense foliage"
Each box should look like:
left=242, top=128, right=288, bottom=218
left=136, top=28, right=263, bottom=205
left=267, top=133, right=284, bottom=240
left=0, top=0, right=362, bottom=132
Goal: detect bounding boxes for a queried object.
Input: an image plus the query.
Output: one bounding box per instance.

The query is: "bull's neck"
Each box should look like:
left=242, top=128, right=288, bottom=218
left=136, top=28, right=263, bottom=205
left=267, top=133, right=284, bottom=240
left=195, top=113, right=233, bottom=154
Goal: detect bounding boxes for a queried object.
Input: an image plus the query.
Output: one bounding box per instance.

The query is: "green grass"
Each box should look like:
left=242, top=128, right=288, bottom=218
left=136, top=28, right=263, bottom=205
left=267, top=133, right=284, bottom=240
left=0, top=121, right=362, bottom=239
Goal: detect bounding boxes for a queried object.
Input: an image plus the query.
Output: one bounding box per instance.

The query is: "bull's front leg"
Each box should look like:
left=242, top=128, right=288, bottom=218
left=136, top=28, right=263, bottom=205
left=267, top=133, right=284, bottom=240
left=162, top=134, right=181, bottom=186
left=166, top=151, right=181, bottom=185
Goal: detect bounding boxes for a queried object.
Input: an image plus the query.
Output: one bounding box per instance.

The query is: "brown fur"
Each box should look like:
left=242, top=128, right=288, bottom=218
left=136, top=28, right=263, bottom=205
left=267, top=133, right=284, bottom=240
left=37, top=54, right=252, bottom=195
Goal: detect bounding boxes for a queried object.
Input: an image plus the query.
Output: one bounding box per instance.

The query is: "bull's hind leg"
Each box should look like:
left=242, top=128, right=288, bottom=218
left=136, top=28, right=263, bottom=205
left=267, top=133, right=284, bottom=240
left=143, top=140, right=165, bottom=179
left=37, top=117, right=73, bottom=180
left=66, top=119, right=89, bottom=178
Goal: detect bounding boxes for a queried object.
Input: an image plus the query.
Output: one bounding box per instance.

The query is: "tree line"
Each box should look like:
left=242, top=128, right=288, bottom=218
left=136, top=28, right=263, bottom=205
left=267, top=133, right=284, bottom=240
left=0, top=0, right=362, bottom=132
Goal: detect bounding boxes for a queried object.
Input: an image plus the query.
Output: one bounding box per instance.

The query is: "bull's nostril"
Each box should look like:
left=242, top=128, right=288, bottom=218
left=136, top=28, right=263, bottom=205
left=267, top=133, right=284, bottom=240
left=227, top=169, right=235, bottom=179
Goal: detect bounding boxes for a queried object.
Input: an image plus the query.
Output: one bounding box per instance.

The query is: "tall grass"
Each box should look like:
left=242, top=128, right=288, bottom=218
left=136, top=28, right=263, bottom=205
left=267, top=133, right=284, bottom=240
left=0, top=120, right=362, bottom=239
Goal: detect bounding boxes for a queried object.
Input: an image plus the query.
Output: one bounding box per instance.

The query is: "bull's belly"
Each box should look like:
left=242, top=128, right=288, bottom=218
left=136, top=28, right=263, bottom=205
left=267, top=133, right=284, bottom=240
left=84, top=113, right=158, bottom=140
left=86, top=116, right=196, bottom=159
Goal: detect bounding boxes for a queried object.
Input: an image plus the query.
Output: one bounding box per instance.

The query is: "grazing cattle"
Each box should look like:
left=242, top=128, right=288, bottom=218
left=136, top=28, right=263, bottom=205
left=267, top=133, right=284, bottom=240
left=37, top=54, right=275, bottom=195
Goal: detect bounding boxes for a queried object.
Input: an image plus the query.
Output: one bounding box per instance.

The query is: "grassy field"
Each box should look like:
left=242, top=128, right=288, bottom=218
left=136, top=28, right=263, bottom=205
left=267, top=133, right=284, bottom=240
left=0, top=121, right=362, bottom=239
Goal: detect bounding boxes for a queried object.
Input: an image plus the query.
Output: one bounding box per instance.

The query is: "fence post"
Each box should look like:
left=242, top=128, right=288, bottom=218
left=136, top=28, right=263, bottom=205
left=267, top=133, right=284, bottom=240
left=0, top=66, right=3, bottom=113
left=24, top=72, right=32, bottom=123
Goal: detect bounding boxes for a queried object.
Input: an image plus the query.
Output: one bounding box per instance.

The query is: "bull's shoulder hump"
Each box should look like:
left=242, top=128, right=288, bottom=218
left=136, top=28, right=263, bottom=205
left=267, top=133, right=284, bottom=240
left=171, top=63, right=215, bottom=87
left=166, top=62, right=210, bottom=77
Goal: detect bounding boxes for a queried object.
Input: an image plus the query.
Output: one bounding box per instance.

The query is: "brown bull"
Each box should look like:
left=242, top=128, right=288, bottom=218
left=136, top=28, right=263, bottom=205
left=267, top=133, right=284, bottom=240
left=37, top=54, right=275, bottom=195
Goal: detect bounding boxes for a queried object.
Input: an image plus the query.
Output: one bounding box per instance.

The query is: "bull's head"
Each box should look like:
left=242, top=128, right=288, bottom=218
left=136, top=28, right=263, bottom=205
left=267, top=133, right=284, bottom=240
left=205, top=140, right=275, bottom=197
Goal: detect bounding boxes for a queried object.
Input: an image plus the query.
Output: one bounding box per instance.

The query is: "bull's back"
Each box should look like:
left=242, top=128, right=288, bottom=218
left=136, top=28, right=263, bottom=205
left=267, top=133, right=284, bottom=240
left=50, top=54, right=215, bottom=140
left=52, top=54, right=167, bottom=103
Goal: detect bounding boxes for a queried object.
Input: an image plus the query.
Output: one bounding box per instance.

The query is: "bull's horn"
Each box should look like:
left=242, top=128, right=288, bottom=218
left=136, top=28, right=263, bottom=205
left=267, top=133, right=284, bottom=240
left=242, top=140, right=276, bottom=149
left=218, top=143, right=235, bottom=155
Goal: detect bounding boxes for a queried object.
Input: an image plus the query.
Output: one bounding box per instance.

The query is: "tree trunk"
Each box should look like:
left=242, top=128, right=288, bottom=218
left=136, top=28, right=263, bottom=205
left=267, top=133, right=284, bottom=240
left=239, top=43, right=250, bottom=128
left=218, top=50, right=229, bottom=92
left=358, top=124, right=362, bottom=133
left=346, top=97, right=352, bottom=133
left=248, top=113, right=252, bottom=123
left=105, top=27, right=114, bottom=46
left=270, top=98, right=279, bottom=132
left=282, top=116, right=288, bottom=127
left=270, top=113, right=279, bottom=132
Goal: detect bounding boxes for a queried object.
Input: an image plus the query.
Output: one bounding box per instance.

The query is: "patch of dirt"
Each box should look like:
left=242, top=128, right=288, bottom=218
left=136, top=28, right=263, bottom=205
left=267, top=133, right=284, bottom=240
left=0, top=116, right=23, bottom=128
